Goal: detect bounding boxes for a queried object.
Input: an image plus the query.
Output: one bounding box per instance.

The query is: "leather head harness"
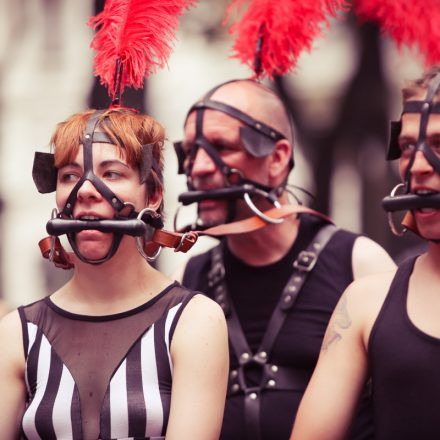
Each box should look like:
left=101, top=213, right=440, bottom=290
left=382, top=72, right=440, bottom=236
left=32, top=110, right=164, bottom=265
left=174, top=80, right=294, bottom=229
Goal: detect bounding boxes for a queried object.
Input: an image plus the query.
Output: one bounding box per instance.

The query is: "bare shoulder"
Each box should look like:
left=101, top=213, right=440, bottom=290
left=0, top=309, right=22, bottom=335
left=344, top=270, right=396, bottom=340
left=352, top=236, right=396, bottom=279
left=0, top=310, right=24, bottom=365
left=171, top=293, right=228, bottom=360
left=179, top=293, right=226, bottom=327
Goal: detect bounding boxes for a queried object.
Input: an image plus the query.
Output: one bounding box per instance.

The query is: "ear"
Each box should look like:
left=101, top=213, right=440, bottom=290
left=268, top=139, right=292, bottom=184
left=146, top=186, right=163, bottom=212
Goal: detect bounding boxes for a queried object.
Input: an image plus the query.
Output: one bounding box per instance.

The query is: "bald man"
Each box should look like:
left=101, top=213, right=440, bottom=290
left=173, top=79, right=395, bottom=440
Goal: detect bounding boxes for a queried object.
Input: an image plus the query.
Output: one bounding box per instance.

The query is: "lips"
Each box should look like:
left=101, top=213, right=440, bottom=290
left=75, top=212, right=105, bottom=220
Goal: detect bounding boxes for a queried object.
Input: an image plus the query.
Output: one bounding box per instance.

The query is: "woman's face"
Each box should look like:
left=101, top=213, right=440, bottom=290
left=55, top=142, right=150, bottom=261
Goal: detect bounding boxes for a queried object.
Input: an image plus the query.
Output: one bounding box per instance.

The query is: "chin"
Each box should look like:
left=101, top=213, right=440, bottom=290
left=76, top=242, right=113, bottom=262
left=199, top=213, right=229, bottom=228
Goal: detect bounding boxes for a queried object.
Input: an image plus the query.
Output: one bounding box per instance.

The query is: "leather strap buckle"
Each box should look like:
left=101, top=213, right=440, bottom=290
left=293, top=250, right=317, bottom=271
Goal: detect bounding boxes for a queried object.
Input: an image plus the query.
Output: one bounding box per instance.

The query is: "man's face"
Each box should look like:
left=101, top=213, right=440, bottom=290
left=399, top=110, right=440, bottom=240
left=183, top=109, right=270, bottom=227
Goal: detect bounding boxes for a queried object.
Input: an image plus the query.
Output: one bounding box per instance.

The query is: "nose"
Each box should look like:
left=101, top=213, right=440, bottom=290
left=76, top=179, right=102, bottom=202
left=409, top=150, right=434, bottom=175
left=190, top=147, right=217, bottom=177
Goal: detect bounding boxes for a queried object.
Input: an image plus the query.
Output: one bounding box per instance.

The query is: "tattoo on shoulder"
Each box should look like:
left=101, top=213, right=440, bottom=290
left=321, top=293, right=352, bottom=352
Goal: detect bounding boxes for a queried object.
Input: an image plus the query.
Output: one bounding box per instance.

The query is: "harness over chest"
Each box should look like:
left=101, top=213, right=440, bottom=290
left=207, top=223, right=338, bottom=440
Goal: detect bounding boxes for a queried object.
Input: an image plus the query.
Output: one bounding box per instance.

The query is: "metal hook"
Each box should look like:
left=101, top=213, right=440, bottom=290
left=243, top=191, right=283, bottom=224
left=387, top=183, right=408, bottom=236
left=135, top=207, right=162, bottom=262
left=48, top=208, right=59, bottom=261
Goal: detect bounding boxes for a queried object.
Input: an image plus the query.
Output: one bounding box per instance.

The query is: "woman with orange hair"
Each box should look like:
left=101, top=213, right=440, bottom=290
left=0, top=107, right=228, bottom=440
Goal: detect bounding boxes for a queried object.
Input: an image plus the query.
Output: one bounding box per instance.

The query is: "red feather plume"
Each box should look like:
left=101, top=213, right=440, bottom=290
left=88, top=0, right=197, bottom=100
left=224, top=0, right=348, bottom=79
left=354, top=0, right=440, bottom=66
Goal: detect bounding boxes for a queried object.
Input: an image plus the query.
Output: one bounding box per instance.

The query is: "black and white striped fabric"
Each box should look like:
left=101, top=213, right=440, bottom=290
left=18, top=283, right=196, bottom=440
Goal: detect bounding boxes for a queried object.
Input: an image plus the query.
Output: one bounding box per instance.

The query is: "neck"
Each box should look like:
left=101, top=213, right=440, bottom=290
left=424, top=241, right=440, bottom=272
left=226, top=213, right=300, bottom=266
left=54, top=239, right=170, bottom=314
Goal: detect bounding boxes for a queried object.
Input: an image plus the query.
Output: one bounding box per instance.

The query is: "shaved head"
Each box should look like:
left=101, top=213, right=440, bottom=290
left=203, top=79, right=294, bottom=145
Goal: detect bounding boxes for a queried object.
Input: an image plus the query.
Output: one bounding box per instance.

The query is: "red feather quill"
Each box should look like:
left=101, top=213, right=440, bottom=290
left=88, top=0, right=197, bottom=100
left=224, top=0, right=348, bottom=79
left=354, top=0, right=440, bottom=66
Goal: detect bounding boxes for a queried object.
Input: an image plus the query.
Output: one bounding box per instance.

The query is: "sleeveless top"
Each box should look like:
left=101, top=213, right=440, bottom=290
left=369, top=256, right=440, bottom=440
left=182, top=214, right=372, bottom=440
left=18, top=282, right=196, bottom=440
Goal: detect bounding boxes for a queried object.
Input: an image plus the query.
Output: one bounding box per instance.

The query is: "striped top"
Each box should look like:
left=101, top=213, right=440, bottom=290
left=18, top=282, right=196, bottom=440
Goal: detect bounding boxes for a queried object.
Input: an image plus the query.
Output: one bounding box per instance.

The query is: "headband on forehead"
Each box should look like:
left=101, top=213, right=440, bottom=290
left=187, top=98, right=287, bottom=158
left=31, top=115, right=155, bottom=194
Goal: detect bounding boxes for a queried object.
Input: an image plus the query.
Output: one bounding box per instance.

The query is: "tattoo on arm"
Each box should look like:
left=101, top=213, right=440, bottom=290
left=321, top=293, right=352, bottom=352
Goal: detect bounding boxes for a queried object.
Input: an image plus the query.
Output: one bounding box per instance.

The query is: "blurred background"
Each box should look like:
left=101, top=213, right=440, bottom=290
left=0, top=0, right=428, bottom=310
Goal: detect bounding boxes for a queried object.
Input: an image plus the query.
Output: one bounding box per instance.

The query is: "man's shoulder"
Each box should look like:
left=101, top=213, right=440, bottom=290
left=181, top=244, right=221, bottom=292
left=184, top=244, right=219, bottom=268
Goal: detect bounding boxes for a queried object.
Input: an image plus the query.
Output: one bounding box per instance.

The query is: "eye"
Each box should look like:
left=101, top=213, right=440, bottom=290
left=428, top=140, right=440, bottom=154
left=103, top=170, right=123, bottom=180
left=59, top=172, right=80, bottom=183
left=399, top=142, right=416, bottom=157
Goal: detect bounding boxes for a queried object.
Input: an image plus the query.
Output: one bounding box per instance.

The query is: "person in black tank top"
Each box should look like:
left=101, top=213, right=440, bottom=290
left=0, top=107, right=228, bottom=440
left=174, top=79, right=395, bottom=439
left=292, top=67, right=440, bottom=440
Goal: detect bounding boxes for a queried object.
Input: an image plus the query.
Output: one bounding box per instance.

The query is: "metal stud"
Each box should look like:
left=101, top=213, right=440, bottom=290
left=259, top=351, right=267, bottom=360
left=288, top=285, right=297, bottom=293
left=268, top=379, right=276, bottom=387
left=271, top=365, right=278, bottom=373
left=230, top=369, right=238, bottom=379
left=283, top=294, right=292, bottom=303
left=231, top=384, right=240, bottom=393
left=66, top=203, right=71, bottom=209
left=249, top=392, right=258, bottom=400
left=241, top=352, right=250, bottom=362
left=85, top=134, right=91, bottom=139
left=112, top=197, right=118, bottom=204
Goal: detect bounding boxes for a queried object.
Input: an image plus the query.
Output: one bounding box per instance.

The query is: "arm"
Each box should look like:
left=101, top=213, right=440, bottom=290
left=166, top=294, right=229, bottom=440
left=291, top=282, right=371, bottom=440
left=352, top=236, right=396, bottom=279
left=291, top=273, right=394, bottom=440
left=0, top=310, right=26, bottom=440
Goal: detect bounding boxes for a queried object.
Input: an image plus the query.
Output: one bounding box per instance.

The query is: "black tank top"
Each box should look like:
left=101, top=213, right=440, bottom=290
left=183, top=214, right=372, bottom=440
left=369, top=256, right=440, bottom=440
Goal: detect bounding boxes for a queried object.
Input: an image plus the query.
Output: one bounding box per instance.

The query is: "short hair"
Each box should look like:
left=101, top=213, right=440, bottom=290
left=402, top=65, right=440, bottom=102
left=51, top=107, right=165, bottom=215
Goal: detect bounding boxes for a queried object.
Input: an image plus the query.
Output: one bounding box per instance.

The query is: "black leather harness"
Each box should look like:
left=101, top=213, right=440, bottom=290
left=207, top=222, right=338, bottom=439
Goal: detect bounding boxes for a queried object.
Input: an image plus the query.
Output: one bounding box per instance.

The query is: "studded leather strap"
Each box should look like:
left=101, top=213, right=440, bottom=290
left=208, top=222, right=338, bottom=439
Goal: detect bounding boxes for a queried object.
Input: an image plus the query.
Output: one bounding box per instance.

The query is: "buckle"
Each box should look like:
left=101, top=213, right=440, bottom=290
left=293, top=250, right=317, bottom=271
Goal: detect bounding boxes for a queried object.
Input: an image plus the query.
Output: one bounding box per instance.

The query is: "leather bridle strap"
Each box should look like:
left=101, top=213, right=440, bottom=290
left=199, top=205, right=332, bottom=237
left=208, top=222, right=338, bottom=439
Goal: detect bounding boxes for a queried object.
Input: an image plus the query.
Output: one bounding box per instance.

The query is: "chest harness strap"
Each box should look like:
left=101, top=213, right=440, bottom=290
left=208, top=222, right=338, bottom=440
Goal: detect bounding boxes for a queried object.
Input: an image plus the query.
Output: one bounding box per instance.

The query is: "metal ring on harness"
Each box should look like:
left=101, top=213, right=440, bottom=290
left=243, top=190, right=283, bottom=224
left=387, top=183, right=408, bottom=237
left=48, top=208, right=60, bottom=262
left=135, top=207, right=162, bottom=261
